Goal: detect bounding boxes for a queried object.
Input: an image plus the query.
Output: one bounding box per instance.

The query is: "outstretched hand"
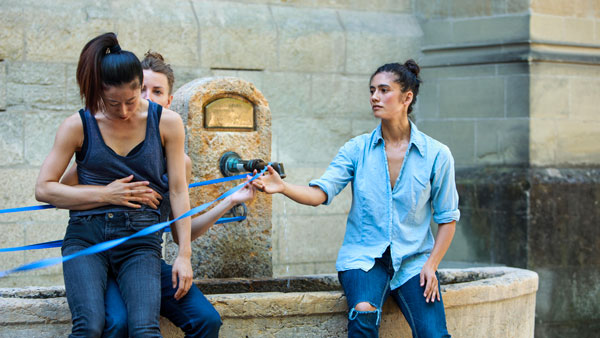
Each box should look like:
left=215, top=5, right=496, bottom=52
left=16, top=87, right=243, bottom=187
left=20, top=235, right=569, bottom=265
left=252, top=165, right=285, bottom=194
left=102, top=175, right=162, bottom=209
left=230, top=175, right=258, bottom=205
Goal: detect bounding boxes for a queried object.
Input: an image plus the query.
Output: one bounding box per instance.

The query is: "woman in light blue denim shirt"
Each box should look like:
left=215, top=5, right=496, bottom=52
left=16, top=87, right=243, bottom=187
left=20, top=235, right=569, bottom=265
left=254, top=60, right=459, bottom=338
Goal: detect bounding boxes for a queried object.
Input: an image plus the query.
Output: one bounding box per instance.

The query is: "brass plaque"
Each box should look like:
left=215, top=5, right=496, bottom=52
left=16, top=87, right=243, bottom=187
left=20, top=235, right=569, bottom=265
left=204, top=97, right=254, bottom=130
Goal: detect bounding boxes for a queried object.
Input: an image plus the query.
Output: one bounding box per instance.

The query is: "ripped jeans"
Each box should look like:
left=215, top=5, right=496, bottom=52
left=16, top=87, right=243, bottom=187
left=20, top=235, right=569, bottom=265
left=338, top=247, right=450, bottom=338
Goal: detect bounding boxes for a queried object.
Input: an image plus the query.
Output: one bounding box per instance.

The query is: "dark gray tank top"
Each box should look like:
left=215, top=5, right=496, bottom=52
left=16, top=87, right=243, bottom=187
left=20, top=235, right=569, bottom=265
left=70, top=101, right=169, bottom=217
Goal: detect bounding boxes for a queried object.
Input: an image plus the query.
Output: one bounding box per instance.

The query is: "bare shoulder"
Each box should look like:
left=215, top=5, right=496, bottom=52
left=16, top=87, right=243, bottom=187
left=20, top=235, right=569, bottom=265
left=57, top=113, right=84, bottom=145
left=160, top=108, right=184, bottom=128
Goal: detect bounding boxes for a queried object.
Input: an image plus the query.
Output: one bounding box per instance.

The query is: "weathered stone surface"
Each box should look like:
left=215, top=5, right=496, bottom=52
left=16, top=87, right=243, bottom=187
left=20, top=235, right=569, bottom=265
left=24, top=111, right=72, bottom=166
left=417, top=120, right=476, bottom=167
left=452, top=0, right=493, bottom=17
left=530, top=76, right=569, bottom=119
left=339, top=11, right=422, bottom=74
left=530, top=118, right=557, bottom=166
left=555, top=121, right=600, bottom=164
left=531, top=14, right=566, bottom=41
left=439, top=77, right=505, bottom=118
left=452, top=15, right=529, bottom=44
left=0, top=61, right=6, bottom=111
left=505, top=75, right=529, bottom=117
left=193, top=1, right=276, bottom=70
left=0, top=7, right=25, bottom=61
left=170, top=77, right=272, bottom=278
left=274, top=116, right=352, bottom=166
left=271, top=6, right=345, bottom=72
left=310, top=73, right=370, bottom=118
left=260, top=71, right=311, bottom=118
left=0, top=112, right=24, bottom=165
left=570, top=77, right=600, bottom=120
left=475, top=119, right=528, bottom=165
left=420, top=19, right=453, bottom=47
left=113, top=1, right=199, bottom=67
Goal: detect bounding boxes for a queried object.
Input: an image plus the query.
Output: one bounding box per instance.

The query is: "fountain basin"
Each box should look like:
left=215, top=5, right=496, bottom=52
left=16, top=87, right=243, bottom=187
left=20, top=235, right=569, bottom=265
left=0, top=267, right=537, bottom=337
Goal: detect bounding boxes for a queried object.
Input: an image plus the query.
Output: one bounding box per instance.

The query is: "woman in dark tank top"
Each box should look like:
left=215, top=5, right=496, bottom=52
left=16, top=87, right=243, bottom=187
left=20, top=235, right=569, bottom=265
left=35, top=32, right=193, bottom=337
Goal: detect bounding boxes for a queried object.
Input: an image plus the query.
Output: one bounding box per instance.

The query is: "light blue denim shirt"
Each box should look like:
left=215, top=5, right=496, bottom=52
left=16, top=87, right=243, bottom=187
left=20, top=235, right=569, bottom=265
left=309, top=121, right=460, bottom=289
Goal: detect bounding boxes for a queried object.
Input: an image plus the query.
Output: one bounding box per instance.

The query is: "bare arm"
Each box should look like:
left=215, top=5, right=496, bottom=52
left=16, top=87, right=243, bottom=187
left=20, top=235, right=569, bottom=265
left=161, top=108, right=193, bottom=300
left=253, top=165, right=327, bottom=206
left=190, top=179, right=256, bottom=240
left=420, top=221, right=456, bottom=303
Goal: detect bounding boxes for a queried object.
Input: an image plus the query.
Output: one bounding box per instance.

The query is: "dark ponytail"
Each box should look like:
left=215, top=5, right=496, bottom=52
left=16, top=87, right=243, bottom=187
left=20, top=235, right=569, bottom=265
left=76, top=32, right=143, bottom=114
left=371, top=59, right=421, bottom=114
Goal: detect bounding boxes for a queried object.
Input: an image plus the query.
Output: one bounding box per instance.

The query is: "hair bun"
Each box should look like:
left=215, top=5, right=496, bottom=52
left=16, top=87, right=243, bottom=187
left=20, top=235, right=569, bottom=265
left=404, top=59, right=420, bottom=77
left=144, top=50, right=165, bottom=62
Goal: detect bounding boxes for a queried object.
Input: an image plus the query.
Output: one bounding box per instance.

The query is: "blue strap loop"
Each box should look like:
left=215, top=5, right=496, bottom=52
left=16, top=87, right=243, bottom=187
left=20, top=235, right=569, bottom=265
left=0, top=167, right=265, bottom=278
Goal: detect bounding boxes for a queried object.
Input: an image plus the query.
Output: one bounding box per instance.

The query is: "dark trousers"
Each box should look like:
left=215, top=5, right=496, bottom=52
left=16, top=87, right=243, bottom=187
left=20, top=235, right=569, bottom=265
left=62, top=211, right=163, bottom=338
left=103, top=260, right=222, bottom=338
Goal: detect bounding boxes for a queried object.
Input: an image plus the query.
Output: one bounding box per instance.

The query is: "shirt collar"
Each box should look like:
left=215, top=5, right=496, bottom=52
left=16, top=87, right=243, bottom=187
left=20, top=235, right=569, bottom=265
left=371, top=121, right=426, bottom=157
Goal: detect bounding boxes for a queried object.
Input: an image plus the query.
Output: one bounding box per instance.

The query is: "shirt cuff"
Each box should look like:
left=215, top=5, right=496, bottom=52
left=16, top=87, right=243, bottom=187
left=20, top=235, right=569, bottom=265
left=308, top=180, right=332, bottom=205
left=433, top=209, right=460, bottom=224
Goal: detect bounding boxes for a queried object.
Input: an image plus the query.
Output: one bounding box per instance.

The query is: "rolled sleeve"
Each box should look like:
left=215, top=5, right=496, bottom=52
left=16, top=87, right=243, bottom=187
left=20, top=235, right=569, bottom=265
left=431, top=146, right=460, bottom=224
left=308, top=138, right=357, bottom=206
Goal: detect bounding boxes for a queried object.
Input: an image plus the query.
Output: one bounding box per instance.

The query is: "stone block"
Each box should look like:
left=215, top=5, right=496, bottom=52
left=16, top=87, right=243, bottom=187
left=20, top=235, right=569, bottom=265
left=424, top=63, right=497, bottom=79
left=418, top=120, right=476, bottom=167
left=556, top=120, right=600, bottom=164
left=564, top=18, right=595, bottom=44
left=0, top=112, right=24, bottom=165
left=530, top=76, right=569, bottom=119
left=261, top=72, right=311, bottom=118
left=65, top=64, right=81, bottom=111
left=421, top=20, right=454, bottom=47
left=0, top=62, right=5, bottom=111
left=530, top=119, right=557, bottom=166
left=570, top=78, right=600, bottom=121
left=193, top=1, right=276, bottom=70
left=351, top=119, right=379, bottom=137
left=475, top=119, right=529, bottom=165
left=340, top=11, right=422, bottom=74
left=274, top=214, right=345, bottom=264
left=274, top=116, right=353, bottom=166
left=113, top=1, right=198, bottom=67
left=310, top=73, right=370, bottom=118
left=453, top=15, right=529, bottom=45
left=0, top=7, right=25, bottom=61
left=0, top=222, right=25, bottom=271
left=236, top=70, right=264, bottom=92
left=496, top=62, right=530, bottom=75
left=23, top=7, right=113, bottom=63
left=531, top=61, right=600, bottom=78
left=531, top=0, right=577, bottom=16
left=172, top=67, right=212, bottom=93
left=24, top=112, right=72, bottom=166
left=507, top=0, right=531, bottom=14
left=505, top=75, right=529, bottom=117
left=416, top=0, right=451, bottom=19
left=531, top=14, right=565, bottom=41
left=271, top=6, right=345, bottom=72
left=452, top=0, right=493, bottom=17
left=6, top=62, right=64, bottom=85
left=439, top=77, right=505, bottom=118
left=417, top=79, right=439, bottom=119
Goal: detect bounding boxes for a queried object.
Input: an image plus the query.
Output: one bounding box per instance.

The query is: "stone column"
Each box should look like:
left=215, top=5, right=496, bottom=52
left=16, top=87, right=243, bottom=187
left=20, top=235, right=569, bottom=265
left=416, top=1, right=600, bottom=336
left=169, top=77, right=272, bottom=278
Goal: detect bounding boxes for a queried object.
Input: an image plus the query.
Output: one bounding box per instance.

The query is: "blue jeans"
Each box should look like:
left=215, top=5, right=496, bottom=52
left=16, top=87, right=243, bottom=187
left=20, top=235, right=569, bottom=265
left=62, top=211, right=162, bottom=338
left=338, top=247, right=450, bottom=338
left=103, top=260, right=222, bottom=338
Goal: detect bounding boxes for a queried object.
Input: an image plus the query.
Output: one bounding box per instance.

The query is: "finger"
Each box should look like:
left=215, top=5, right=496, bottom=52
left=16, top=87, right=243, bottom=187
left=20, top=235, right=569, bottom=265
left=125, top=181, right=150, bottom=188
left=118, top=174, right=134, bottom=182
left=172, top=268, right=178, bottom=290
left=267, top=165, right=276, bottom=175
left=420, top=271, right=425, bottom=287
left=123, top=202, right=142, bottom=209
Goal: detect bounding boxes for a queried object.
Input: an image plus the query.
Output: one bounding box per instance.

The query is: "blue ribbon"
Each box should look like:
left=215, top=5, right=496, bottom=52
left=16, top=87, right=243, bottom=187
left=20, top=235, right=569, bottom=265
left=0, top=168, right=264, bottom=278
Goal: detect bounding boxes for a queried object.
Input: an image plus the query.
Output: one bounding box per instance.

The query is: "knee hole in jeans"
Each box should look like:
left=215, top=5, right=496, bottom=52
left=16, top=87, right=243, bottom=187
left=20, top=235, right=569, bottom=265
left=349, top=302, right=381, bottom=326
left=354, top=301, right=377, bottom=312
